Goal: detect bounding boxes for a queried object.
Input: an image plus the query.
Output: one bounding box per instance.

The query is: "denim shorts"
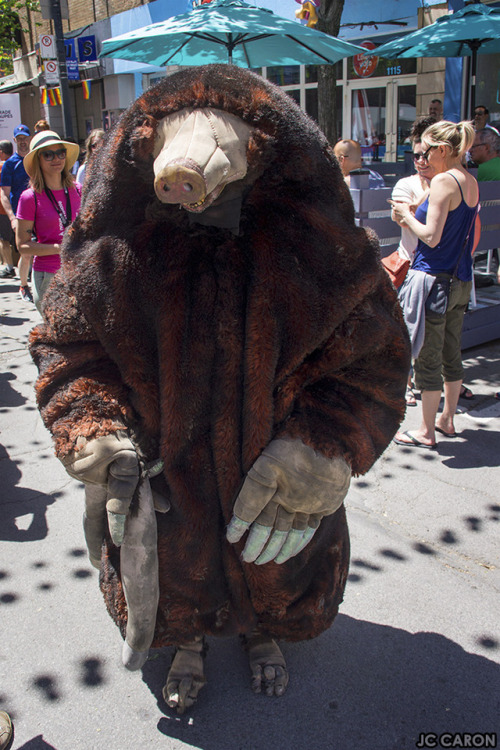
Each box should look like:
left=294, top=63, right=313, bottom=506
left=33, top=270, right=56, bottom=314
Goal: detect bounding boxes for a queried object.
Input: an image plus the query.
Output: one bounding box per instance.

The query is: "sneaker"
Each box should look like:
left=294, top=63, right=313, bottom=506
left=0, top=710, right=12, bottom=750
left=0, top=267, right=15, bottom=278
left=19, top=285, right=34, bottom=303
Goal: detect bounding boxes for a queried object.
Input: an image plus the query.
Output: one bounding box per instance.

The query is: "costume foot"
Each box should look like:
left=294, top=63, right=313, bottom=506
left=162, top=638, right=206, bottom=714
left=122, top=641, right=149, bottom=670
left=393, top=430, right=436, bottom=449
left=246, top=635, right=289, bottom=697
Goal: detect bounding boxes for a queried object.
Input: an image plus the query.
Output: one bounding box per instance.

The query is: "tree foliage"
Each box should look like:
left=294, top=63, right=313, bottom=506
left=0, top=0, right=39, bottom=74
left=317, top=0, right=345, bottom=145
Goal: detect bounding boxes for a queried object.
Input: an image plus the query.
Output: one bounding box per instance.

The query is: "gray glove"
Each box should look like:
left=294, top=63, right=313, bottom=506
left=61, top=431, right=139, bottom=547
left=226, top=438, right=350, bottom=565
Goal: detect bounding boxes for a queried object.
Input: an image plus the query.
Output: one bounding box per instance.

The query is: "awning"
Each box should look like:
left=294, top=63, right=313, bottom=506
left=0, top=75, right=39, bottom=94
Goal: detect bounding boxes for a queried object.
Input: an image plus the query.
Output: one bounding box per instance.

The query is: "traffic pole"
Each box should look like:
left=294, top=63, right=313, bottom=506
left=50, top=0, right=74, bottom=139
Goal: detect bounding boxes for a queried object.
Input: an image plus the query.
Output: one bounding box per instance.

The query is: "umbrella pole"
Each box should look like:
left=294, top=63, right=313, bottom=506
left=468, top=40, right=480, bottom=119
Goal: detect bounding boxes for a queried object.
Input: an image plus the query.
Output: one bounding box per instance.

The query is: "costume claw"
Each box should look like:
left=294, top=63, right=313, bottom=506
left=122, top=641, right=149, bottom=670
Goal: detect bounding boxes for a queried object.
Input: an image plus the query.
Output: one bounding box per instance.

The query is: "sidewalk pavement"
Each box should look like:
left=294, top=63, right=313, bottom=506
left=1, top=276, right=499, bottom=750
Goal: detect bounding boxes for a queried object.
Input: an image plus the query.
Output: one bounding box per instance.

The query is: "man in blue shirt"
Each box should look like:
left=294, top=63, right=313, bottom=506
left=0, top=124, right=33, bottom=302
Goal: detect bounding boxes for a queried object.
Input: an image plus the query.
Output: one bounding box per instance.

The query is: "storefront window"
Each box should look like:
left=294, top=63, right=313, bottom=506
left=351, top=87, right=386, bottom=162
left=475, top=54, right=500, bottom=129
left=286, top=89, right=301, bottom=106
left=267, top=66, right=300, bottom=86
left=397, top=84, right=416, bottom=158
left=306, top=88, right=318, bottom=121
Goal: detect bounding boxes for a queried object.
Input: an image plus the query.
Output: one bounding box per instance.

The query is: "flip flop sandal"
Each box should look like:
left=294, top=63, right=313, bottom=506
left=393, top=431, right=436, bottom=449
left=405, top=387, right=417, bottom=406
left=459, top=385, right=474, bottom=400
left=435, top=427, right=459, bottom=438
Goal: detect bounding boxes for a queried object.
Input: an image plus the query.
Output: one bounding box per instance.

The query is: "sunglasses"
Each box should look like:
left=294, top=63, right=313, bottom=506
left=40, top=148, right=67, bottom=162
left=412, top=145, right=437, bottom=162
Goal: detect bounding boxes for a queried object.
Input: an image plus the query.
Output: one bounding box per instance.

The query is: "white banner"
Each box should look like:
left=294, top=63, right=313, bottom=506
left=0, top=94, right=21, bottom=143
left=44, top=59, right=60, bottom=85
left=39, top=33, right=57, bottom=59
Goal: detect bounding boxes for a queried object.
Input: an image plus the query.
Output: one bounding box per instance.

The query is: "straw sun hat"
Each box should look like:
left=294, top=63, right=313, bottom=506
left=23, top=130, right=80, bottom=178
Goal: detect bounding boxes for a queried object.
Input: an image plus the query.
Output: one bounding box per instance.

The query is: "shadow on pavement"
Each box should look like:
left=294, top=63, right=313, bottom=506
left=141, top=615, right=500, bottom=750
left=15, top=736, right=58, bottom=750
left=437, top=427, right=500, bottom=469
left=0, top=444, right=55, bottom=542
left=0, top=371, right=27, bottom=407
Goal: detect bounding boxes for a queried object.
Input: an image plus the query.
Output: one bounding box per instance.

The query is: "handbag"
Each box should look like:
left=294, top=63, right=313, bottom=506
left=381, top=250, right=410, bottom=289
left=424, top=205, right=479, bottom=318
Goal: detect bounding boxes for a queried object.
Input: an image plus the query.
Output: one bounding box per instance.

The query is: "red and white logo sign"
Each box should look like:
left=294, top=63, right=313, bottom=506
left=39, top=34, right=56, bottom=59
left=352, top=41, right=379, bottom=78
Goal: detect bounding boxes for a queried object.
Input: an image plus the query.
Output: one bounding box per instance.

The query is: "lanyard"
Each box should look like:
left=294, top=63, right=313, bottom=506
left=44, top=185, right=72, bottom=228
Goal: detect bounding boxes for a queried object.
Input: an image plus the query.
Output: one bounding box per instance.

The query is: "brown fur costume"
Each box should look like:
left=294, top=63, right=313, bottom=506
left=30, top=65, right=410, bottom=647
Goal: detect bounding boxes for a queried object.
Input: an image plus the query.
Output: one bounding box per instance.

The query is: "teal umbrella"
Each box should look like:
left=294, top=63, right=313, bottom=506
left=374, top=3, right=500, bottom=116
left=100, top=0, right=365, bottom=68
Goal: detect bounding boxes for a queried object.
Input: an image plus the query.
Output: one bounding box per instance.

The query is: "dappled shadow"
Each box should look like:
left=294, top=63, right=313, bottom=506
left=79, top=657, right=106, bottom=687
left=143, top=615, right=500, bottom=750
left=32, top=675, right=61, bottom=702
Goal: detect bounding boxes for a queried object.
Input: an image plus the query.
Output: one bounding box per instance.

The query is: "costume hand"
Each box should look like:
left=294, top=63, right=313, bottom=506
left=226, top=438, right=350, bottom=565
left=61, top=431, right=139, bottom=546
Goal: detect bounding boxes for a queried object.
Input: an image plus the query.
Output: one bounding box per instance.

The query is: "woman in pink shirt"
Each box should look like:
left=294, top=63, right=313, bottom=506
left=16, top=130, right=82, bottom=313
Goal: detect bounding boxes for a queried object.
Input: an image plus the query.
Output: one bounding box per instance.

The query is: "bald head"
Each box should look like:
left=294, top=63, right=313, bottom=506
left=333, top=139, right=362, bottom=177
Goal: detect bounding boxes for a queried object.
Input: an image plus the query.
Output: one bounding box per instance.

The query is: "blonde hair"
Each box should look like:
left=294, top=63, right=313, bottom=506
left=34, top=119, right=51, bottom=133
left=421, top=120, right=475, bottom=159
left=29, top=151, right=76, bottom=194
left=84, top=128, right=105, bottom=162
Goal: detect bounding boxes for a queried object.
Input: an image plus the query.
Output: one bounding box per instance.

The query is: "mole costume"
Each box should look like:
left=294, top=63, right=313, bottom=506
left=30, top=65, right=410, bottom=711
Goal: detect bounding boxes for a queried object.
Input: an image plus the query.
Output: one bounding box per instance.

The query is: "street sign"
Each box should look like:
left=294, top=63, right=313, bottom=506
left=78, top=36, right=98, bottom=63
left=64, top=38, right=80, bottom=81
left=44, top=59, right=60, bottom=85
left=39, top=34, right=57, bottom=59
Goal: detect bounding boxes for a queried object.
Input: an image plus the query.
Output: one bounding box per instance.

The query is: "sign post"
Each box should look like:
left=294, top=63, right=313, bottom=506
left=49, top=0, right=74, bottom=138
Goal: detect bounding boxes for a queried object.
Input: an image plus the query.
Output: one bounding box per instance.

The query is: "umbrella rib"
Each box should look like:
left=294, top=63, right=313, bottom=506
left=283, top=34, right=339, bottom=64
left=161, top=36, right=193, bottom=65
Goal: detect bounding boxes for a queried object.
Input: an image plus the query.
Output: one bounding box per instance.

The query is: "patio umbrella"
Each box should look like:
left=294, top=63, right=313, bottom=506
left=100, top=0, right=365, bottom=68
left=374, top=3, right=500, bottom=116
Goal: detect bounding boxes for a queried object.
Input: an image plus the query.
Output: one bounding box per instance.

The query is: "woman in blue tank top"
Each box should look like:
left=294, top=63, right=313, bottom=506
left=389, top=120, right=479, bottom=448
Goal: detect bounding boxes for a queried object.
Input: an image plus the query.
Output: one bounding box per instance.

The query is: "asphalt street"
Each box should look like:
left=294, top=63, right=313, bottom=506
left=1, top=275, right=499, bottom=750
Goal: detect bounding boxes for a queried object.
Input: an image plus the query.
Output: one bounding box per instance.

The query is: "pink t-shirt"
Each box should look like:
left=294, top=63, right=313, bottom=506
left=16, top=184, right=82, bottom=273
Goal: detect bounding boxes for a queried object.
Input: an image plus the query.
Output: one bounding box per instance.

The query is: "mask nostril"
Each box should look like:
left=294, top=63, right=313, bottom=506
left=162, top=183, right=170, bottom=192
left=182, top=183, right=193, bottom=193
